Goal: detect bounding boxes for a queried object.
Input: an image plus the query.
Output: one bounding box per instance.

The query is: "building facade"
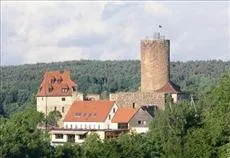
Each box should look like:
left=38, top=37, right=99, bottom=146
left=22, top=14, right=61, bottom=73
left=36, top=71, right=83, bottom=124
left=63, top=100, right=118, bottom=130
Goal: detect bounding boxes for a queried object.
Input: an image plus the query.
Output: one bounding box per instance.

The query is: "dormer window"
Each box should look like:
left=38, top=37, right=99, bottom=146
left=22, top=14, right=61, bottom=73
left=62, top=88, right=68, bottom=93
left=50, top=77, right=56, bottom=84
left=57, top=76, right=63, bottom=83
left=48, top=86, right=53, bottom=92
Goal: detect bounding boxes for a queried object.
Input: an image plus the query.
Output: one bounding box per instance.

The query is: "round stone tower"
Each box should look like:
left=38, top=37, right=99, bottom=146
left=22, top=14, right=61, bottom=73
left=141, top=35, right=170, bottom=92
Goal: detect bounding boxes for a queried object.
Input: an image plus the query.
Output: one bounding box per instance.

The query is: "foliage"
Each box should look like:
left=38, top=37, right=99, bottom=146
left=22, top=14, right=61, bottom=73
left=1, top=60, right=229, bottom=116
left=0, top=61, right=230, bottom=157
left=46, top=110, right=62, bottom=127
left=0, top=107, right=53, bottom=158
left=54, top=143, right=84, bottom=158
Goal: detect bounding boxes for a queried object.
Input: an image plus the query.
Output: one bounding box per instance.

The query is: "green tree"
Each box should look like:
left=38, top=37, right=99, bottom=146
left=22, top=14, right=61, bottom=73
left=46, top=110, right=62, bottom=127
left=0, top=107, right=53, bottom=158
left=55, top=143, right=84, bottom=158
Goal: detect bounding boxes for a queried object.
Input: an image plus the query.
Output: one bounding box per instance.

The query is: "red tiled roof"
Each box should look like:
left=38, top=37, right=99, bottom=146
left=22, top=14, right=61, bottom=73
left=155, top=80, right=181, bottom=94
left=37, top=71, right=76, bottom=97
left=64, top=100, right=115, bottom=122
left=112, top=107, right=137, bottom=123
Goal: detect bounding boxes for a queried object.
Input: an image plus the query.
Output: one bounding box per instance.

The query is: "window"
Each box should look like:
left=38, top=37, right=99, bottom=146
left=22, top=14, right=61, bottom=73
left=70, top=124, right=72, bottom=129
left=62, top=107, right=64, bottom=113
left=72, top=87, right=76, bottom=92
left=48, top=87, right=53, bottom=92
left=65, top=124, right=68, bottom=128
left=98, top=125, right=100, bottom=129
left=138, top=120, right=142, bottom=125
left=67, top=134, right=75, bottom=143
left=75, top=113, right=81, bottom=117
left=62, top=97, right=66, bottom=101
left=118, top=123, right=128, bottom=129
left=109, top=115, right=111, bottom=120
left=54, top=106, right=57, bottom=111
left=55, top=134, right=63, bottom=139
left=75, top=125, right=78, bottom=129
left=113, top=108, right=116, bottom=113
left=42, top=97, right=43, bottom=101
left=132, top=103, right=136, bottom=108
left=62, top=88, right=68, bottom=93
left=79, top=134, right=86, bottom=140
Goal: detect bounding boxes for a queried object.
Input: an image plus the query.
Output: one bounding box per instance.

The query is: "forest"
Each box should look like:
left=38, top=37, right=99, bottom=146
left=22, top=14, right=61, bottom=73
left=0, top=64, right=229, bottom=158
left=0, top=60, right=229, bottom=116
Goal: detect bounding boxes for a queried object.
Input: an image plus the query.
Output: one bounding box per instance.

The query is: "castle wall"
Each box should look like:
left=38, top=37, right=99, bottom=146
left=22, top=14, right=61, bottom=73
left=141, top=40, right=170, bottom=92
left=109, top=92, right=165, bottom=109
left=85, top=94, right=100, bottom=100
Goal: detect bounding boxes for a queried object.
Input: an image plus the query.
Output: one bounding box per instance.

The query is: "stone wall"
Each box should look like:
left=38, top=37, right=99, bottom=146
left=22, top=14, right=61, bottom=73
left=141, top=39, right=170, bottom=92
left=85, top=94, right=100, bottom=100
left=109, top=92, right=166, bottom=109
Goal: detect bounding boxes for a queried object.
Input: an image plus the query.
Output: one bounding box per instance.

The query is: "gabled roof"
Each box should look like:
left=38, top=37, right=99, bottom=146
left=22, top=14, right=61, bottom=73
left=37, top=71, right=76, bottom=97
left=155, top=80, right=181, bottom=94
left=112, top=107, right=137, bottom=123
left=64, top=100, right=115, bottom=122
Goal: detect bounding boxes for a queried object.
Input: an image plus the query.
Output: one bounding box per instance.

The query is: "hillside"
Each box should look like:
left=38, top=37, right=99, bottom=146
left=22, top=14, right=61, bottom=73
left=1, top=60, right=230, bottom=116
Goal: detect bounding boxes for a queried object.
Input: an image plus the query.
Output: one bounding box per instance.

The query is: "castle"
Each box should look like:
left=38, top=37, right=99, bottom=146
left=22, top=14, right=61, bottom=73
left=109, top=34, right=181, bottom=109
left=36, top=33, right=182, bottom=144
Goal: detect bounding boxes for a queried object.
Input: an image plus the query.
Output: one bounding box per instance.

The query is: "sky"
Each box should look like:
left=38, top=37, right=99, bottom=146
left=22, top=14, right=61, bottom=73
left=1, top=1, right=230, bottom=65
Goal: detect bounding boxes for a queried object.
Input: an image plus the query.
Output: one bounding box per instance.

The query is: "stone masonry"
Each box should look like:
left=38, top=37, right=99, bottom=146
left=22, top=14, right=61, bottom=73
left=141, top=39, right=170, bottom=92
left=110, top=92, right=165, bottom=110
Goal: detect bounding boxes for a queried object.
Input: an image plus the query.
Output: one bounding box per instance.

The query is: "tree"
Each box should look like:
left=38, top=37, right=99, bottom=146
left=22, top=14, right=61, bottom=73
left=0, top=107, right=53, bottom=158
left=46, top=110, right=62, bottom=127
left=148, top=102, right=201, bottom=157
left=55, top=143, right=84, bottom=158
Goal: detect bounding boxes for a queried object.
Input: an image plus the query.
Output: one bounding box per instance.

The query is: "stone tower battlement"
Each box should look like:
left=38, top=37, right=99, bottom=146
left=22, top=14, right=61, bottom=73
left=141, top=37, right=170, bottom=92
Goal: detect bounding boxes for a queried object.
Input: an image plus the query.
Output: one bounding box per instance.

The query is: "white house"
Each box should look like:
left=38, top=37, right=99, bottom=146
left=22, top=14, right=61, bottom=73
left=63, top=100, right=118, bottom=130
left=36, top=71, right=83, bottom=121
left=111, top=106, right=154, bottom=134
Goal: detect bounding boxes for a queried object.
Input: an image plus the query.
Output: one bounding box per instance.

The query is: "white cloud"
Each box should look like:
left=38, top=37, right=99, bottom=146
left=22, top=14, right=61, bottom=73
left=1, top=1, right=230, bottom=65
left=144, top=1, right=169, bottom=15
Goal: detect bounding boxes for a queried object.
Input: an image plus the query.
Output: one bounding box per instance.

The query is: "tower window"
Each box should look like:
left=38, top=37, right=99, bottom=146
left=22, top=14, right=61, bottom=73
left=54, top=106, right=57, bottom=111
left=62, top=107, right=64, bottom=113
left=113, top=108, right=116, bottom=113
left=62, top=97, right=66, bottom=101
left=138, top=120, right=142, bottom=125
left=132, top=103, right=136, bottom=108
left=109, top=115, right=111, bottom=120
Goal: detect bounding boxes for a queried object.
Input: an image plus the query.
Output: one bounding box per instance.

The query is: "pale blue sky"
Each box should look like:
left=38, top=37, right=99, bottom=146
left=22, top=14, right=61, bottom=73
left=1, top=1, right=230, bottom=65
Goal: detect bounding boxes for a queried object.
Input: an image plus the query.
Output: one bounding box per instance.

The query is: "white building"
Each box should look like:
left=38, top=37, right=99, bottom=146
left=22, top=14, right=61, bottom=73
left=63, top=100, right=118, bottom=130
left=49, top=101, right=155, bottom=145
left=36, top=71, right=83, bottom=121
